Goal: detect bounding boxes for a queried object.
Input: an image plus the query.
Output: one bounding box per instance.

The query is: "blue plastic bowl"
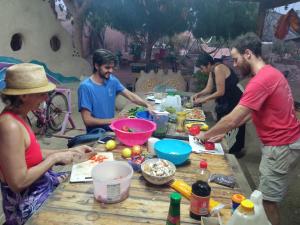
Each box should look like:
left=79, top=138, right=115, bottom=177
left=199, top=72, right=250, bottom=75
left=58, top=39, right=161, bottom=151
left=136, top=111, right=152, bottom=120
left=154, top=139, right=192, bottom=165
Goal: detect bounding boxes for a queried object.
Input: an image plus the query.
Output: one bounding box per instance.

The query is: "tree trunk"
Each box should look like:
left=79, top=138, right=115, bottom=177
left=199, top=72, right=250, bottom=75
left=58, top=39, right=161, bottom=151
left=145, top=37, right=157, bottom=63
left=72, top=16, right=84, bottom=56
left=63, top=0, right=92, bottom=57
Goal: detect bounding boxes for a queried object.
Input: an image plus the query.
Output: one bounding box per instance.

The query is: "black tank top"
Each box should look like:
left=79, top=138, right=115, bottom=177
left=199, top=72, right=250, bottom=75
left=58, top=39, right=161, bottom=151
left=212, top=63, right=242, bottom=115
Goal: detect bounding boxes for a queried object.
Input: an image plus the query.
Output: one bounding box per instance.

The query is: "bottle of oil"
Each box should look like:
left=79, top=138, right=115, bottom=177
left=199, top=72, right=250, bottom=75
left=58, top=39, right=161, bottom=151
left=166, top=192, right=181, bottom=225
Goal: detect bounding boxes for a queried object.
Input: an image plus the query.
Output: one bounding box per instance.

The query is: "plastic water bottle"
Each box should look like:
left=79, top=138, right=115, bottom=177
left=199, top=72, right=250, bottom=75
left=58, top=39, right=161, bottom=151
left=198, top=160, right=210, bottom=182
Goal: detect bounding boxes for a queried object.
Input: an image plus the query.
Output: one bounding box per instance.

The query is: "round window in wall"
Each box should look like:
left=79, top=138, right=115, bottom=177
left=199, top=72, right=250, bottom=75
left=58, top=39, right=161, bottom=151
left=10, top=33, right=23, bottom=51
left=50, top=35, right=61, bottom=52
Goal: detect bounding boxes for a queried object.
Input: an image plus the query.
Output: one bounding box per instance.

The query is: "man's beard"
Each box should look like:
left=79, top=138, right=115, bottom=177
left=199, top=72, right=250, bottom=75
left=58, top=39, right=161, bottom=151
left=98, top=72, right=110, bottom=80
left=238, top=59, right=252, bottom=78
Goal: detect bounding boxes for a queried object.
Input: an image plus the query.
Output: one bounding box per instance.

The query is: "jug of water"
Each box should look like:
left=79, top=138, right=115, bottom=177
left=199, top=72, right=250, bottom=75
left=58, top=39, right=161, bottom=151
left=226, top=190, right=271, bottom=225
left=162, top=95, right=182, bottom=112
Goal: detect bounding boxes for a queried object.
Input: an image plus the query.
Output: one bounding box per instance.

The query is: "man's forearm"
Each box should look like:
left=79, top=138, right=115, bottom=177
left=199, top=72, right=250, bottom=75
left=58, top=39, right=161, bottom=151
left=130, top=94, right=150, bottom=108
left=84, top=117, right=114, bottom=128
left=204, top=105, right=251, bottom=140
left=204, top=116, right=236, bottom=140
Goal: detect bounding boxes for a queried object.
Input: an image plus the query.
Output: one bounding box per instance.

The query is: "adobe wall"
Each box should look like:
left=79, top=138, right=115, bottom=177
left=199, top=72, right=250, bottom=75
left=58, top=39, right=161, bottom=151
left=0, top=0, right=91, bottom=78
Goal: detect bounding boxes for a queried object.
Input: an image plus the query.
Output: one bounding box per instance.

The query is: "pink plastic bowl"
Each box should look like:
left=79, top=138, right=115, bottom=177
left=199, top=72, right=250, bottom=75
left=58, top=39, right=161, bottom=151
left=110, top=118, right=156, bottom=146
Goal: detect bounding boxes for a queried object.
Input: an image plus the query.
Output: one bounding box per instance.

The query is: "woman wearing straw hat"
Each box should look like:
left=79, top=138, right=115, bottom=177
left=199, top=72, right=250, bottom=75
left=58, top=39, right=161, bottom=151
left=0, top=63, right=95, bottom=225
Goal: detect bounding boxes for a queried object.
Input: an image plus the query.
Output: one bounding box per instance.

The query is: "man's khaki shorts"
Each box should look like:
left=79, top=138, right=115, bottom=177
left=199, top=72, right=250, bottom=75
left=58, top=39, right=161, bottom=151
left=258, top=139, right=300, bottom=202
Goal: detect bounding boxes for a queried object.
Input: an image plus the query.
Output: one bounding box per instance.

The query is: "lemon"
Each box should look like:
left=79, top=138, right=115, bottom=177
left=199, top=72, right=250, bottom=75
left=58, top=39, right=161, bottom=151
left=105, top=140, right=117, bottom=150
left=201, top=124, right=209, bottom=131
left=122, top=148, right=132, bottom=158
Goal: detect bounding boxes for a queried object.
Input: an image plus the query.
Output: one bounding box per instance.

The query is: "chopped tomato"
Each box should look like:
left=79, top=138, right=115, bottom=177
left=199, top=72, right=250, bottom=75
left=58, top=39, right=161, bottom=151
left=90, top=155, right=108, bottom=162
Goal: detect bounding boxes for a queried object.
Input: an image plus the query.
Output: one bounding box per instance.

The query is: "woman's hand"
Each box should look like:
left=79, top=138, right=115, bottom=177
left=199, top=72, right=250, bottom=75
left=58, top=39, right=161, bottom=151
left=52, top=151, right=81, bottom=165
left=192, top=93, right=201, bottom=101
left=69, top=145, right=96, bottom=163
left=194, top=97, right=207, bottom=104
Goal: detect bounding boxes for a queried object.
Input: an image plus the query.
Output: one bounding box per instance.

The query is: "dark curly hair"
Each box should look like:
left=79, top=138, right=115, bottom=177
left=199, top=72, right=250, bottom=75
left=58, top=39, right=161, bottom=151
left=1, top=94, right=23, bottom=108
left=231, top=32, right=262, bottom=57
left=196, top=52, right=214, bottom=67
left=92, top=49, right=116, bottom=73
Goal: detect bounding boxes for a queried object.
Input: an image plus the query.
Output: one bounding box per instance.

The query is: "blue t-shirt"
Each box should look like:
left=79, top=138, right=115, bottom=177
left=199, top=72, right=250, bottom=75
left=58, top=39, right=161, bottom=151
left=78, top=75, right=125, bottom=131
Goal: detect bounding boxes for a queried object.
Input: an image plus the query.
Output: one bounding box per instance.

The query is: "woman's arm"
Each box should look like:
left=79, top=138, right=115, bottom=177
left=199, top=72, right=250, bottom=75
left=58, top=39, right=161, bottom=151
left=0, top=118, right=88, bottom=193
left=194, top=65, right=228, bottom=104
left=42, top=145, right=94, bottom=159
left=193, top=74, right=213, bottom=100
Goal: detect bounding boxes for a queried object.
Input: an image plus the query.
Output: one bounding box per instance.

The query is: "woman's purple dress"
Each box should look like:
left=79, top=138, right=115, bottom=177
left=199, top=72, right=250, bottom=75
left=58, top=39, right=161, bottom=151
left=1, top=170, right=67, bottom=225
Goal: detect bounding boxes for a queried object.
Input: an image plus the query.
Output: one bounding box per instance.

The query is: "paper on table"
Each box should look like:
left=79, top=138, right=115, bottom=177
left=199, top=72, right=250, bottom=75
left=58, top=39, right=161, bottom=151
left=70, top=152, right=114, bottom=183
left=188, top=135, right=224, bottom=155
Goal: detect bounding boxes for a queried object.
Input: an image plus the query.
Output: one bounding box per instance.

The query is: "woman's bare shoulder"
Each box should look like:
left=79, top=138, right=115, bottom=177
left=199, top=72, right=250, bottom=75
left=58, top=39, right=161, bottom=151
left=0, top=114, right=20, bottom=134
left=214, top=64, right=230, bottom=75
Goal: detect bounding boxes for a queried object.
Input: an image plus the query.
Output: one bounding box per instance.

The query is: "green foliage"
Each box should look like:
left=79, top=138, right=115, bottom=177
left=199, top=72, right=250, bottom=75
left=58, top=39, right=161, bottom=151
left=189, top=0, right=259, bottom=40
left=93, top=0, right=190, bottom=61
left=99, top=0, right=189, bottom=38
left=193, top=70, right=208, bottom=91
left=129, top=42, right=143, bottom=60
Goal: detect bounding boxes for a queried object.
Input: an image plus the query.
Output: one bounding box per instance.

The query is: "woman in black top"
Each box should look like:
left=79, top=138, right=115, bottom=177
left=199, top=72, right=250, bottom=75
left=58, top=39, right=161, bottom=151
left=193, top=52, right=245, bottom=157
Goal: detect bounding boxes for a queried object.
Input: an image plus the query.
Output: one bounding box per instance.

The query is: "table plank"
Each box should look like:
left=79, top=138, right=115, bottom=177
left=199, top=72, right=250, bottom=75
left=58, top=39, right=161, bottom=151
left=26, top=145, right=251, bottom=225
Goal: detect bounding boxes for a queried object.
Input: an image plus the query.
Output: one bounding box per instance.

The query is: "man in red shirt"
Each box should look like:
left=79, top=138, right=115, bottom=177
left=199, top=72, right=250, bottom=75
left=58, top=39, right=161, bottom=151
left=198, top=33, right=300, bottom=225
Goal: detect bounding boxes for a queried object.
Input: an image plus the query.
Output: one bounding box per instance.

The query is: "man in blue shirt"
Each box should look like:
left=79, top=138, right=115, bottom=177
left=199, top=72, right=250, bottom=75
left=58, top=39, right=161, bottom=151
left=78, top=49, right=152, bottom=132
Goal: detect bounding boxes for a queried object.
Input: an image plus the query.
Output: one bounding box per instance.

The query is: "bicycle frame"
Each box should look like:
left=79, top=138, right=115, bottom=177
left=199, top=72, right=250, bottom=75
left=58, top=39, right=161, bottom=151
left=30, top=88, right=75, bottom=135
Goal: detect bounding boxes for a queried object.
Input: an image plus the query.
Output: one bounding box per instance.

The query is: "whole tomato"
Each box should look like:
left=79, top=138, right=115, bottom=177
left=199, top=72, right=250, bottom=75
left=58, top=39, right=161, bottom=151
left=188, top=125, right=201, bottom=136
left=204, top=141, right=215, bottom=150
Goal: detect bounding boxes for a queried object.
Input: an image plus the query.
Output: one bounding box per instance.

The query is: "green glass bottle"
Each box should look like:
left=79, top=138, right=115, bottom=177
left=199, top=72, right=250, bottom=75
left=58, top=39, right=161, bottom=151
left=166, top=192, right=181, bottom=225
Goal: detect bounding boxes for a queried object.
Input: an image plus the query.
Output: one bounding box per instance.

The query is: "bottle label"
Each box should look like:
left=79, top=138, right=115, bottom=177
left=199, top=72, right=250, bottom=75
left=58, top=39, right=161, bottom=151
left=190, top=193, right=209, bottom=216
left=167, top=215, right=180, bottom=225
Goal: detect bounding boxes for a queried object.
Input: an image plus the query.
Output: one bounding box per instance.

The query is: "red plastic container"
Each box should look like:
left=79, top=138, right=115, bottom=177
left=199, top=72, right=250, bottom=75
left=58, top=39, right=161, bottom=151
left=110, top=118, right=156, bottom=146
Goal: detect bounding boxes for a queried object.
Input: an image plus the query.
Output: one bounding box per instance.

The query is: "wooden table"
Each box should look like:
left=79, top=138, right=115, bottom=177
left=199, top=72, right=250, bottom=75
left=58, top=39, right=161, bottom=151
left=26, top=143, right=251, bottom=225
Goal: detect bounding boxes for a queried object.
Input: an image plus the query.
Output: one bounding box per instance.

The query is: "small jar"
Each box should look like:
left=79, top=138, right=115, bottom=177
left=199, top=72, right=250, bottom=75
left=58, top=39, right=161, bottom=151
left=176, top=112, right=187, bottom=132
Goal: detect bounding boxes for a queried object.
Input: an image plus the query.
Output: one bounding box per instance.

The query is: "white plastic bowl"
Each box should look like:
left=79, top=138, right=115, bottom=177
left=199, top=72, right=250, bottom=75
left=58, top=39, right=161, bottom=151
left=91, top=161, right=133, bottom=203
left=141, top=158, right=176, bottom=185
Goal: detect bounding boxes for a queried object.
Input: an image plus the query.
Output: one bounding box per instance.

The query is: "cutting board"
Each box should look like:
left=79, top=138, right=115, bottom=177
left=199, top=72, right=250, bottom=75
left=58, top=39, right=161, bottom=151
left=70, top=152, right=114, bottom=183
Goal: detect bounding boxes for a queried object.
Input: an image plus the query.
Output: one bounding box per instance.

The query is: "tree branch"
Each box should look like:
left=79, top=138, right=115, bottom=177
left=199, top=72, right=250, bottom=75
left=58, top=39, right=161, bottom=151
left=63, top=0, right=76, bottom=16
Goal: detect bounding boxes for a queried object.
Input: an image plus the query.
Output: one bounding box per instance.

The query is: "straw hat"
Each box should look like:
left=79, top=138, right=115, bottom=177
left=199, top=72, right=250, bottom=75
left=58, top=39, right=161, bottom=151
left=1, top=63, right=56, bottom=95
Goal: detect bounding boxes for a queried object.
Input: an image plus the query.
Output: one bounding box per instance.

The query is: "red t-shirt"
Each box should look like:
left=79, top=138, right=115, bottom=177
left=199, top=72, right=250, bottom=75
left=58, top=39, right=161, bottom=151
left=239, top=65, right=300, bottom=146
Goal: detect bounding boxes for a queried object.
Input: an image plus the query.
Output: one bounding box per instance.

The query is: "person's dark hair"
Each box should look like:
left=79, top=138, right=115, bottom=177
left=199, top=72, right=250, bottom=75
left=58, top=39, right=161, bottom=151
left=1, top=94, right=23, bottom=108
left=92, top=49, right=116, bottom=73
left=231, top=32, right=262, bottom=57
left=196, top=52, right=214, bottom=67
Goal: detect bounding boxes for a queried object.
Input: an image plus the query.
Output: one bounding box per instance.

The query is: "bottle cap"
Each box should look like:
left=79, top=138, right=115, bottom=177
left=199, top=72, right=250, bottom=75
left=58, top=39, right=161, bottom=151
left=170, top=192, right=182, bottom=204
left=232, top=194, right=246, bottom=203
left=199, top=160, right=208, bottom=169
left=240, top=199, right=254, bottom=212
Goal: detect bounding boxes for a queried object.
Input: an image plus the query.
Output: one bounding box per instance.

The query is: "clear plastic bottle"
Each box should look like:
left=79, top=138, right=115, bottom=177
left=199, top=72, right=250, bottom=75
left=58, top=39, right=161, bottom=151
left=198, top=160, right=210, bottom=182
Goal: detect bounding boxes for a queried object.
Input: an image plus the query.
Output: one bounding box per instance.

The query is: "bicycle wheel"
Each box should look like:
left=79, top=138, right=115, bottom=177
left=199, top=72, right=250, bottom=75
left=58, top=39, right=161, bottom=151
left=47, top=92, right=69, bottom=131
